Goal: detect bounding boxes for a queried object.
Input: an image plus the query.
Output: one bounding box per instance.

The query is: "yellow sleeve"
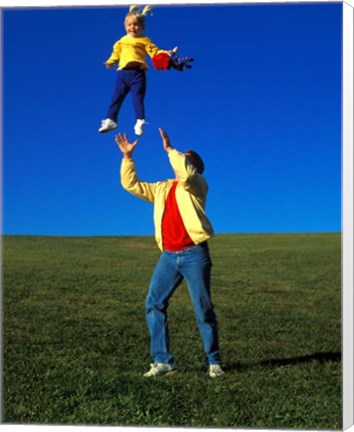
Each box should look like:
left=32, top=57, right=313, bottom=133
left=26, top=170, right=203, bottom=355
left=120, top=157, right=156, bottom=203
left=106, top=40, right=121, bottom=65
left=168, top=150, right=207, bottom=197
left=144, top=37, right=167, bottom=58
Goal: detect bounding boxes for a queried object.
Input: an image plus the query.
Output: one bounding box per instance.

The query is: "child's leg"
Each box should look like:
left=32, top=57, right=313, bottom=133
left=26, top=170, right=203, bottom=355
left=106, top=70, right=130, bottom=122
left=129, top=69, right=147, bottom=120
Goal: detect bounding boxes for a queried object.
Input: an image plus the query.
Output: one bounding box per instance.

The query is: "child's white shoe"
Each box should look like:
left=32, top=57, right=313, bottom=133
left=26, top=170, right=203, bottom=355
left=99, top=118, right=117, bottom=133
left=134, top=119, right=147, bottom=136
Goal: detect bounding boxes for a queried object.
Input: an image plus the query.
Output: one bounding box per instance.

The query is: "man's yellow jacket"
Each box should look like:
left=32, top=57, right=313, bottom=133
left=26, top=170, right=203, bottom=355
left=120, top=149, right=214, bottom=251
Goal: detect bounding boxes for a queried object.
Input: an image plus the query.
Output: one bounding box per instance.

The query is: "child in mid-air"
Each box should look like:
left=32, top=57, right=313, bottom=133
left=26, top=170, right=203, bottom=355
left=99, top=5, right=183, bottom=136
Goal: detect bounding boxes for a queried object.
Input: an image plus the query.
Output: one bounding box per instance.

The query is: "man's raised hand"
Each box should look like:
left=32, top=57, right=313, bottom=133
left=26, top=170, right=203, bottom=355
left=115, top=133, right=138, bottom=159
left=159, top=128, right=173, bottom=152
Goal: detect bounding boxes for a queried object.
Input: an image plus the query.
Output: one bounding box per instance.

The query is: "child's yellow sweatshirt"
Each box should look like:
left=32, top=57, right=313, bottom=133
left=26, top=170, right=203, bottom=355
left=106, top=34, right=166, bottom=70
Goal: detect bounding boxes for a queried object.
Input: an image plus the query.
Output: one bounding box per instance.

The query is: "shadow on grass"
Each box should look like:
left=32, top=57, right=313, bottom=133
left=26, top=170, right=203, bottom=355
left=224, top=351, right=341, bottom=372
left=260, top=351, right=341, bottom=367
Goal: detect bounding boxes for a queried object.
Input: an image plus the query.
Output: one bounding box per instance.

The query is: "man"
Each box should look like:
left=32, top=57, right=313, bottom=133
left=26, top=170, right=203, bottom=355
left=115, top=128, right=224, bottom=378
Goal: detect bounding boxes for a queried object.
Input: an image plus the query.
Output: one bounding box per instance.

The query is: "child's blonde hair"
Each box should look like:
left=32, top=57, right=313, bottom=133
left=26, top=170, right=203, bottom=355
left=125, top=5, right=153, bottom=30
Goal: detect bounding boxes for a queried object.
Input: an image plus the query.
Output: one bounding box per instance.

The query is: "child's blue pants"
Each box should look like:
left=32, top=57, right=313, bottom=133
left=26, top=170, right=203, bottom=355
left=106, top=68, right=146, bottom=122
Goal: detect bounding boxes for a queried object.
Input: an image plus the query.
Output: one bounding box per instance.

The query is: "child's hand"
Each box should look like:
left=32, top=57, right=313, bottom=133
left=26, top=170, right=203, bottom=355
left=167, top=46, right=178, bottom=56
left=104, top=61, right=115, bottom=69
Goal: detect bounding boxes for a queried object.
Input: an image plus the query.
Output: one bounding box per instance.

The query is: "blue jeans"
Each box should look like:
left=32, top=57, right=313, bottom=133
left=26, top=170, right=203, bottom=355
left=145, top=243, right=221, bottom=365
left=106, top=68, right=146, bottom=122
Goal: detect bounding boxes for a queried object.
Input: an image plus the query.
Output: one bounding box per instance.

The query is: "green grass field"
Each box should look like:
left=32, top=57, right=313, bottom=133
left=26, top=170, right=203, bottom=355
left=2, top=233, right=342, bottom=428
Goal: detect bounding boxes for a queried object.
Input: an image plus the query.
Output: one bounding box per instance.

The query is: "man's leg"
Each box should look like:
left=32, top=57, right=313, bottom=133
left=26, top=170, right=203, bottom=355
left=180, top=244, right=221, bottom=365
left=146, top=251, right=183, bottom=364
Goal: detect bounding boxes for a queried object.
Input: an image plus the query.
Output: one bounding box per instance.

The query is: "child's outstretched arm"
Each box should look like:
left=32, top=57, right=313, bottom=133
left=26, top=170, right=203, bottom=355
left=104, top=40, right=122, bottom=68
left=144, top=38, right=175, bottom=58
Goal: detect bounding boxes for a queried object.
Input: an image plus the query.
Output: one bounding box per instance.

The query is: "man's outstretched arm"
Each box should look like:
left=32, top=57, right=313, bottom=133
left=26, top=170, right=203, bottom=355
left=115, top=133, right=156, bottom=203
left=159, top=128, right=207, bottom=197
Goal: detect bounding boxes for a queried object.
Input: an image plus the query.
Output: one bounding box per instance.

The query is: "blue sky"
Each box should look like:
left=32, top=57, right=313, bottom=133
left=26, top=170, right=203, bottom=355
left=2, top=2, right=342, bottom=236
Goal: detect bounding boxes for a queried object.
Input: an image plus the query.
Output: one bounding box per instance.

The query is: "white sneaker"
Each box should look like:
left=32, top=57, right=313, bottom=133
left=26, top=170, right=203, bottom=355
left=143, top=363, right=176, bottom=377
left=99, top=118, right=117, bottom=133
left=134, top=119, right=146, bottom=136
left=208, top=364, right=225, bottom=378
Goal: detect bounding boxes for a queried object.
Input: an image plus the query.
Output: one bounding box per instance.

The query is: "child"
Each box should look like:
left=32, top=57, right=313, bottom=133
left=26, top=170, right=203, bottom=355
left=99, top=5, right=176, bottom=136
